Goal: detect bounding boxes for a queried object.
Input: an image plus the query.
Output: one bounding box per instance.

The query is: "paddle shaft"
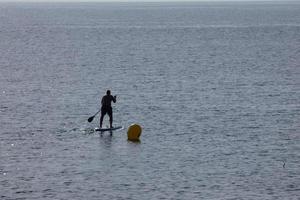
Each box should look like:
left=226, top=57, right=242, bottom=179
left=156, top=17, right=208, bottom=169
left=93, top=109, right=101, bottom=117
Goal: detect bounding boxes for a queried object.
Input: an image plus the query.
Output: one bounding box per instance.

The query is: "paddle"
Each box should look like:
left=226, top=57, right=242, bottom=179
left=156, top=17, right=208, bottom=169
left=88, top=109, right=100, bottom=123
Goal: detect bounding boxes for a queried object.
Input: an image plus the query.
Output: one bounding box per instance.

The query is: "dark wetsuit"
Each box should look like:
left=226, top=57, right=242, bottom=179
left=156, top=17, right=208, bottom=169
left=100, top=94, right=116, bottom=127
left=101, top=95, right=116, bottom=116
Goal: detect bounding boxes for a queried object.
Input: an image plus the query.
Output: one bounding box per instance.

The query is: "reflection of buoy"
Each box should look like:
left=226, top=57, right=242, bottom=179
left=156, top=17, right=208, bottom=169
left=127, top=124, right=142, bottom=141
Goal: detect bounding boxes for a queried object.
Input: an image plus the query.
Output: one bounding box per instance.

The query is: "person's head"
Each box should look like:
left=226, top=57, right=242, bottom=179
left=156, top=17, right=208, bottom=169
left=106, top=90, right=111, bottom=95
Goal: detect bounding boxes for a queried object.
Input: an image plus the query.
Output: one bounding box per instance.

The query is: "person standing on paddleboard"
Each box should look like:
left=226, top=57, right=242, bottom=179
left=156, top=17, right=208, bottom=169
left=100, top=90, right=116, bottom=128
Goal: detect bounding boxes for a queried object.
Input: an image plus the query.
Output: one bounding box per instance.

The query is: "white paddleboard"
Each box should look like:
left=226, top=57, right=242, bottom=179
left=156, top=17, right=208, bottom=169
left=95, top=126, right=123, bottom=132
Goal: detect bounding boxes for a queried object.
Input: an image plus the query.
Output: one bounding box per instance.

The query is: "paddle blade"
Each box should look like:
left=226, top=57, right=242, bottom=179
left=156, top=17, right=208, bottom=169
left=88, top=116, right=94, bottom=123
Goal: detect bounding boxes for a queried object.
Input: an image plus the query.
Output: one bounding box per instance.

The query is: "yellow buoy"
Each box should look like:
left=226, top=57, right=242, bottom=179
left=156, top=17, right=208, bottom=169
left=127, top=124, right=142, bottom=141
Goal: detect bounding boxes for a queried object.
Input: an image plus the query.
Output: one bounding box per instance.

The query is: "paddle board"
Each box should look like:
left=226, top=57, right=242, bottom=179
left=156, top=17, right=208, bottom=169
left=95, top=126, right=123, bottom=132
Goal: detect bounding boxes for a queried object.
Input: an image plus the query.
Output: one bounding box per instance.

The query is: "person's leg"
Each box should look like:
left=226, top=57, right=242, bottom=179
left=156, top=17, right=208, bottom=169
left=108, top=107, right=113, bottom=128
left=100, top=114, right=104, bottom=128
left=100, top=107, right=106, bottom=128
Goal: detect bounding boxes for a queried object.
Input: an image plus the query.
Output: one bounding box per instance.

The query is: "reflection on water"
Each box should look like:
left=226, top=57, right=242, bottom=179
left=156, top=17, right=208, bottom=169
left=99, top=133, right=113, bottom=148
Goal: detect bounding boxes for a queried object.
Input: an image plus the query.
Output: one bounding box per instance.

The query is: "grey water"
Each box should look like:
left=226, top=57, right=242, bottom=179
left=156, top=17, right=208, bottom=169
left=0, top=1, right=300, bottom=199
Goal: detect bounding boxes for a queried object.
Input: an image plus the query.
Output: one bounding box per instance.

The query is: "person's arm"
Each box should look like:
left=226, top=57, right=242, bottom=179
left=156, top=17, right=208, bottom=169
left=113, top=95, right=116, bottom=103
left=101, top=96, right=104, bottom=105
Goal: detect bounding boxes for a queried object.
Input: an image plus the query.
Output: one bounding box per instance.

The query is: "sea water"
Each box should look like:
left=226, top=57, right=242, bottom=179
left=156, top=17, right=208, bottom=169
left=0, top=2, right=299, bottom=199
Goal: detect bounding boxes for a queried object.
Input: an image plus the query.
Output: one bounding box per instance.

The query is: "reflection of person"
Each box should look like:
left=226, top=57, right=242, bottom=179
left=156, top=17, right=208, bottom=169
left=100, top=90, right=116, bottom=128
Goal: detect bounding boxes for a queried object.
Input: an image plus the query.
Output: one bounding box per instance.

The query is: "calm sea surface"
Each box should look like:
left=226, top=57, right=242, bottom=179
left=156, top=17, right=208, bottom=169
left=0, top=2, right=299, bottom=199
